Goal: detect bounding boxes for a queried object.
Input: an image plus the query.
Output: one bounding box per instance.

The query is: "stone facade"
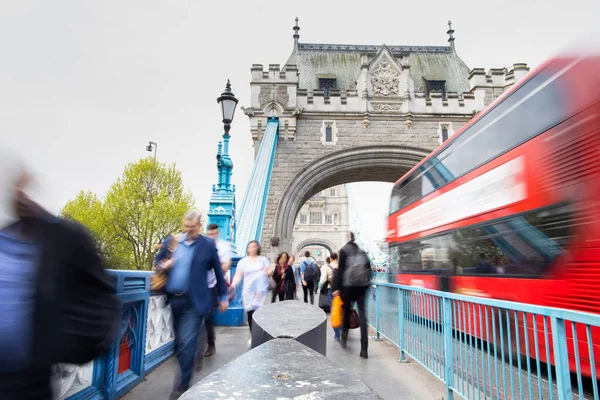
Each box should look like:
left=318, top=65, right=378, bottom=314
left=243, top=20, right=529, bottom=257
left=291, top=185, right=349, bottom=261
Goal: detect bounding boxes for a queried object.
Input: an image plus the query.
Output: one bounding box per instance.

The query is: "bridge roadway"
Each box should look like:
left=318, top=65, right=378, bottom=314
left=123, top=313, right=445, bottom=400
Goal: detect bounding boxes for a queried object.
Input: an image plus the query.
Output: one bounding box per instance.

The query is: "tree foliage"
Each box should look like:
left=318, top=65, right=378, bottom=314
left=60, top=158, right=195, bottom=270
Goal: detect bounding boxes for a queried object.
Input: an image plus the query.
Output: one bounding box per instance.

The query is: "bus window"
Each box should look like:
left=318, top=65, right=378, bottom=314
left=390, top=205, right=574, bottom=277
left=389, top=67, right=567, bottom=215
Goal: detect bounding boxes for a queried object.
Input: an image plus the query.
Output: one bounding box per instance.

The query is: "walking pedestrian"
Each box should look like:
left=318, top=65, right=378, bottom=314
left=0, top=150, right=118, bottom=400
left=202, top=224, right=232, bottom=358
left=155, top=210, right=229, bottom=399
left=300, top=251, right=318, bottom=304
left=230, top=240, right=273, bottom=346
left=272, top=252, right=296, bottom=301
left=333, top=232, right=371, bottom=359
left=320, top=253, right=341, bottom=340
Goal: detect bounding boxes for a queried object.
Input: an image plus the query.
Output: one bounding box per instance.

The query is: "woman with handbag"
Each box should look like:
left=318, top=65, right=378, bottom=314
left=272, top=252, right=296, bottom=302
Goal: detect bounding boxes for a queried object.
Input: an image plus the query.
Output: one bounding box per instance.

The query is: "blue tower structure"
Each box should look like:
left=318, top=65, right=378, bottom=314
left=207, top=137, right=237, bottom=249
left=208, top=81, right=244, bottom=326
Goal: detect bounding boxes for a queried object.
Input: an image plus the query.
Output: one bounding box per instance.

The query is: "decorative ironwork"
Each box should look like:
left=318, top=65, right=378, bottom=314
left=426, top=80, right=446, bottom=98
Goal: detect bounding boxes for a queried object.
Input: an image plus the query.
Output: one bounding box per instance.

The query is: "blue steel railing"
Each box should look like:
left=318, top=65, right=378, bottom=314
left=52, top=270, right=175, bottom=400
left=367, top=279, right=600, bottom=400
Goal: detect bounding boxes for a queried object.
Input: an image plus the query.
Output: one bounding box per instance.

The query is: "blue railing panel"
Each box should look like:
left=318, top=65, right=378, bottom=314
left=53, top=270, right=175, bottom=400
left=367, top=279, right=600, bottom=400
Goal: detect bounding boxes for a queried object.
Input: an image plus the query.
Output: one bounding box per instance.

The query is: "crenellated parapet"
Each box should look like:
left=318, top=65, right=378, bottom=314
left=248, top=64, right=300, bottom=141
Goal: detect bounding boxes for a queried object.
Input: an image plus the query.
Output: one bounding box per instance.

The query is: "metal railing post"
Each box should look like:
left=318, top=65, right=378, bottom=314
left=442, top=296, right=455, bottom=400
left=398, top=287, right=408, bottom=362
left=550, top=317, right=572, bottom=399
left=374, top=284, right=382, bottom=341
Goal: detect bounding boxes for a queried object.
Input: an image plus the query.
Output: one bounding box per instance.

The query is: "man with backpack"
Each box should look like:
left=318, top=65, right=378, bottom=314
left=300, top=251, right=318, bottom=305
left=332, top=232, right=371, bottom=359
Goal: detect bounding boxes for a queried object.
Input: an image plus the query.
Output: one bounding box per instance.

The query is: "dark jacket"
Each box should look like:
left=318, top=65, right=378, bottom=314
left=0, top=209, right=119, bottom=399
left=333, top=241, right=369, bottom=291
left=273, top=264, right=295, bottom=297
left=155, top=234, right=227, bottom=316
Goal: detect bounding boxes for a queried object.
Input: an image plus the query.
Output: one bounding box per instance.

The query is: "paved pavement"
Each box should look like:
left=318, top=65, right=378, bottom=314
left=123, top=312, right=445, bottom=399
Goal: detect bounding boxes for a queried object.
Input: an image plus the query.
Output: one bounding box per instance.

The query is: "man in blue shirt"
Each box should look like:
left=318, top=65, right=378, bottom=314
left=155, top=210, right=228, bottom=399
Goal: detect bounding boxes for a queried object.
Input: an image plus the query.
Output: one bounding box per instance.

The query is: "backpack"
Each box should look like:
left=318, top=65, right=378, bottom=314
left=303, top=260, right=317, bottom=282
left=342, top=246, right=371, bottom=287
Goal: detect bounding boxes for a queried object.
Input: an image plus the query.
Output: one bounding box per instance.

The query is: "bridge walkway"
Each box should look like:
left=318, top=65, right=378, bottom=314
left=123, top=316, right=445, bottom=400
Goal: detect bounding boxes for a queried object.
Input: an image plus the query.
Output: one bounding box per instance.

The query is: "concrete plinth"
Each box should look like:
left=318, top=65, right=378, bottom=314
left=179, top=339, right=381, bottom=399
left=252, top=300, right=327, bottom=355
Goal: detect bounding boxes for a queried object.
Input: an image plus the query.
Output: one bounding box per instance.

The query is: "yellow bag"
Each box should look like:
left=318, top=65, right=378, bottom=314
left=331, top=295, right=343, bottom=329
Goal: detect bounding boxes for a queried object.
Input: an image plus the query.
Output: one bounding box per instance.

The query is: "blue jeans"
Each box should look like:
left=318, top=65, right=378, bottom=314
left=328, top=289, right=341, bottom=340
left=170, top=296, right=205, bottom=392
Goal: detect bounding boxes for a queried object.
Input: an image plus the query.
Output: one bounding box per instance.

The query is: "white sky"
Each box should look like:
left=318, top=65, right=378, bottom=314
left=1, top=0, right=598, bottom=240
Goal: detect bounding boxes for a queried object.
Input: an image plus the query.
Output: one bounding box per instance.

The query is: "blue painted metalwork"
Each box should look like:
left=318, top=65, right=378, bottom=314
left=208, top=129, right=237, bottom=248
left=235, top=118, right=279, bottom=255
left=64, top=271, right=174, bottom=400
left=209, top=256, right=246, bottom=326
left=368, top=277, right=600, bottom=400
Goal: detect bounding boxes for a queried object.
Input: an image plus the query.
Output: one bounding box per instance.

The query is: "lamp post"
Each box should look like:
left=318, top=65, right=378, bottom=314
left=146, top=141, right=158, bottom=199
left=217, top=79, right=239, bottom=135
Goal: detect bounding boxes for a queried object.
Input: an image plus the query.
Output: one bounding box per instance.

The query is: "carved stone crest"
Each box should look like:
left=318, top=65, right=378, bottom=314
left=370, top=58, right=400, bottom=97
left=372, top=103, right=401, bottom=111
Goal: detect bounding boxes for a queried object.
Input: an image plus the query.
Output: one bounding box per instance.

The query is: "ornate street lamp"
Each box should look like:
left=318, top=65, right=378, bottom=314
left=217, top=79, right=239, bottom=134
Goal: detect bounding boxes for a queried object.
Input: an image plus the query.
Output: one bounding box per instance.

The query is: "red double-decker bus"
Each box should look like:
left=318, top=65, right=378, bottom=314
left=387, top=54, right=600, bottom=377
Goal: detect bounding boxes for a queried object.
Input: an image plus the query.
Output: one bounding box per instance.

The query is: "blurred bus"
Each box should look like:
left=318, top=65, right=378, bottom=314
left=387, top=54, right=600, bottom=377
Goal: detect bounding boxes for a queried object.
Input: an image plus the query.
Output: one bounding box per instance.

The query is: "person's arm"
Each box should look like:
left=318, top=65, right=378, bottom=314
left=333, top=249, right=345, bottom=293
left=210, top=242, right=228, bottom=312
left=231, top=260, right=244, bottom=289
left=319, top=265, right=327, bottom=288
left=153, top=236, right=171, bottom=272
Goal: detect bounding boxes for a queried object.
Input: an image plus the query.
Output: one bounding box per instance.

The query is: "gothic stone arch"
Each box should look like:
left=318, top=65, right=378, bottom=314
left=295, top=238, right=337, bottom=256
left=264, top=145, right=431, bottom=256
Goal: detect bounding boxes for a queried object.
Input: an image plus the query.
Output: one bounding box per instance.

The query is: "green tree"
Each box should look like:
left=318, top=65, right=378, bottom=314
left=60, top=158, right=195, bottom=270
left=104, top=158, right=194, bottom=270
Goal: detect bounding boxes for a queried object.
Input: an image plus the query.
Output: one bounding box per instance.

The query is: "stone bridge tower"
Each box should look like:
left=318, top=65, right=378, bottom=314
left=243, top=19, right=529, bottom=256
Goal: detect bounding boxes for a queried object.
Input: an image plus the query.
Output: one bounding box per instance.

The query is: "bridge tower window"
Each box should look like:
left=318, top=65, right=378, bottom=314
left=320, top=121, right=338, bottom=145
left=299, top=214, right=307, bottom=224
left=438, top=122, right=454, bottom=145
left=325, top=214, right=333, bottom=224
left=330, top=188, right=336, bottom=196
left=310, top=212, right=323, bottom=225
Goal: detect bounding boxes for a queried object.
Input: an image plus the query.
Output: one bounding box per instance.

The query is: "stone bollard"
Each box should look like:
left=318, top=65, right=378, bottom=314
left=251, top=300, right=327, bottom=356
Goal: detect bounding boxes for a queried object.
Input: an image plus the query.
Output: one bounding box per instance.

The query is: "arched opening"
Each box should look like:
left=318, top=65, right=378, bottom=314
left=272, top=145, right=430, bottom=250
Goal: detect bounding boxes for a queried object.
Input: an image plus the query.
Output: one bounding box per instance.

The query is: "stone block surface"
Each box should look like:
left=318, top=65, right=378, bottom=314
left=179, top=339, right=381, bottom=399
left=252, top=300, right=327, bottom=356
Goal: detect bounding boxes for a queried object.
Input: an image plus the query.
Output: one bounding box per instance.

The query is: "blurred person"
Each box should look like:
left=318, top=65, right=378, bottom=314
left=155, top=210, right=229, bottom=399
left=230, top=240, right=272, bottom=346
left=0, top=150, right=118, bottom=400
left=272, top=252, right=296, bottom=302
left=201, top=224, right=232, bottom=358
left=333, top=232, right=371, bottom=359
left=300, top=251, right=318, bottom=304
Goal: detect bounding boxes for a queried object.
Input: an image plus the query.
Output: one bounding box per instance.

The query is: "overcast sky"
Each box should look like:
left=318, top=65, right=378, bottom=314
left=1, top=0, right=598, bottom=240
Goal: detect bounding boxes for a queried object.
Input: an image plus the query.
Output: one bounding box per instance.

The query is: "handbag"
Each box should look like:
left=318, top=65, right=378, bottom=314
left=150, top=234, right=179, bottom=292
left=318, top=291, right=331, bottom=312
left=331, top=295, right=343, bottom=329
left=349, top=309, right=360, bottom=329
